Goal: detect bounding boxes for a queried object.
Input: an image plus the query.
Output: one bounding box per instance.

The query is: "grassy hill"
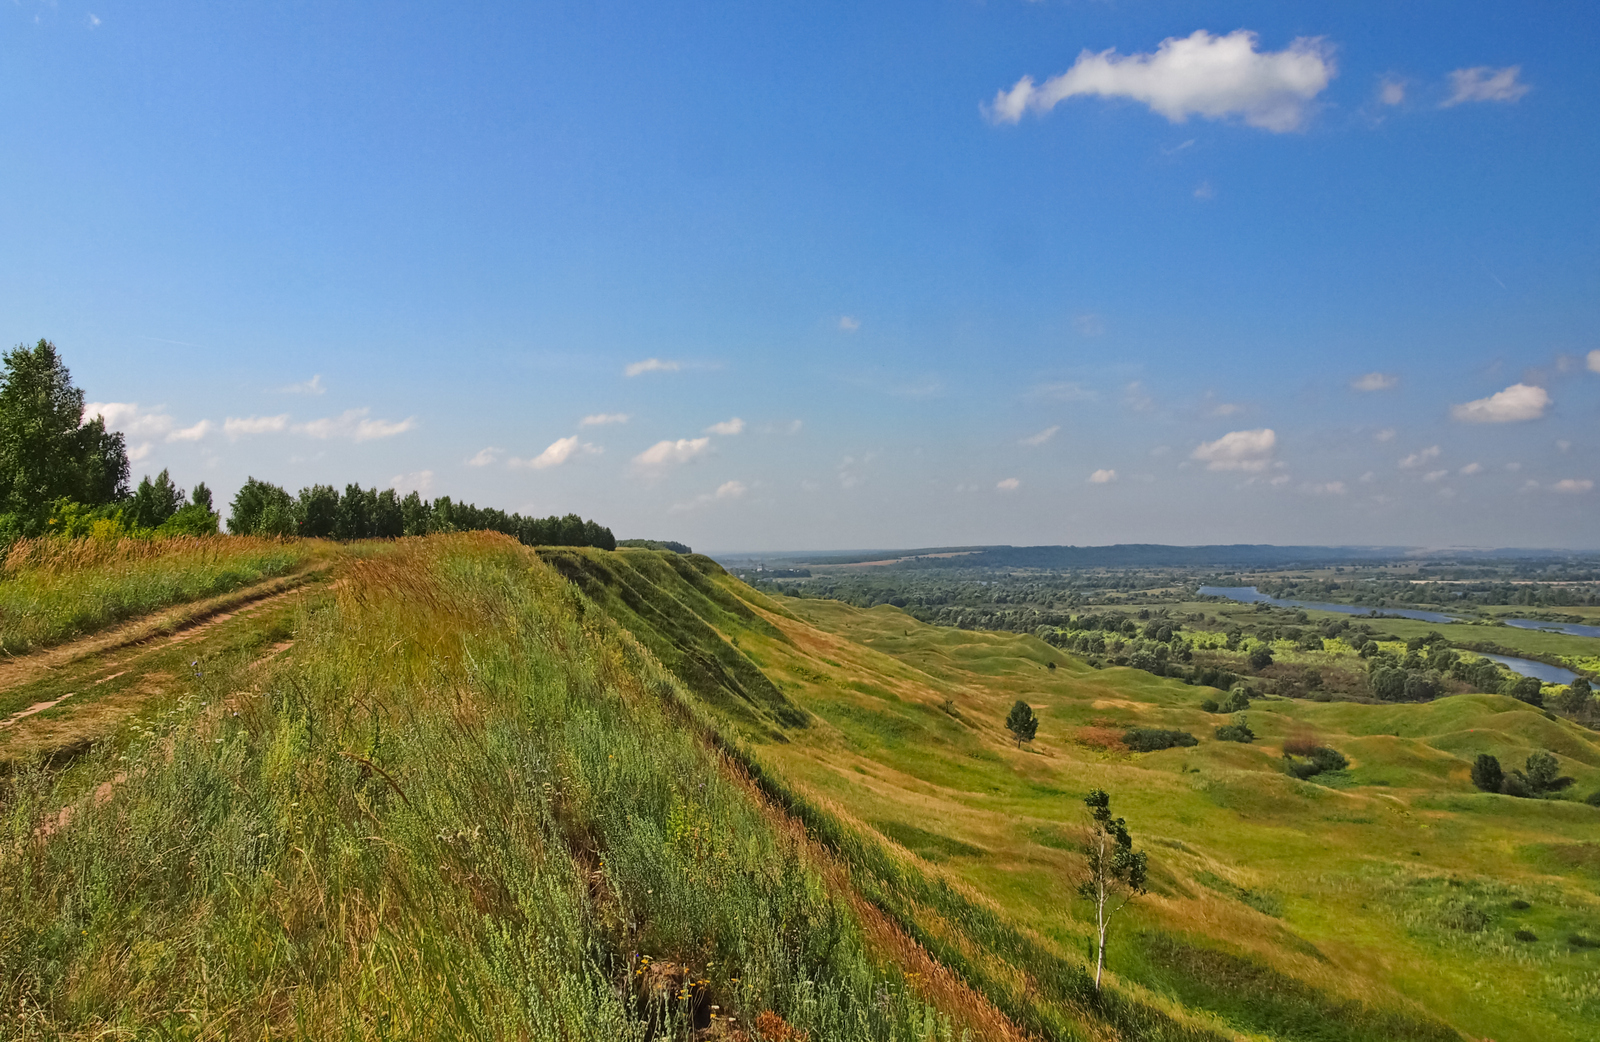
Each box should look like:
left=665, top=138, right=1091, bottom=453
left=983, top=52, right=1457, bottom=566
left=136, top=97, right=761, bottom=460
left=4, top=538, right=1598, bottom=1040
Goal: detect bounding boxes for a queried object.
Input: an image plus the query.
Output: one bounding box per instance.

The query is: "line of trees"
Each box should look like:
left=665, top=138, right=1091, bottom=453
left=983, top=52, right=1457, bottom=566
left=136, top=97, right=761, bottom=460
left=227, top=477, right=616, bottom=549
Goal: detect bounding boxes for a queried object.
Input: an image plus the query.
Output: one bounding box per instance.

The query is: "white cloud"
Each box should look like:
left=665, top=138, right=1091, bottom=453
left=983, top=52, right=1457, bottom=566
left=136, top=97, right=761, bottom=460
left=1551, top=479, right=1594, bottom=494
left=624, top=358, right=681, bottom=377
left=276, top=374, right=325, bottom=395
left=1450, top=383, right=1549, bottom=423
left=996, top=477, right=1021, bottom=491
left=390, top=470, right=434, bottom=495
left=1378, top=77, right=1405, bottom=106
left=127, top=442, right=152, bottom=462
left=1505, top=462, right=1522, bottom=472
left=1352, top=372, right=1398, bottom=392
left=580, top=413, right=629, bottom=426
left=1193, top=180, right=1215, bottom=200
left=1359, top=471, right=1375, bottom=483
left=1373, top=428, right=1396, bottom=442
left=294, top=408, right=417, bottom=441
left=1588, top=349, right=1600, bottom=374
left=633, top=437, right=711, bottom=470
left=704, top=417, right=745, bottom=436
left=716, top=479, right=746, bottom=499
left=1269, top=473, right=1291, bottom=486
left=1399, top=445, right=1441, bottom=469
left=1304, top=481, right=1346, bottom=495
left=1209, top=401, right=1241, bottom=417
left=1459, top=462, right=1482, bottom=475
left=1020, top=425, right=1060, bottom=447
left=166, top=420, right=213, bottom=443
left=1557, top=440, right=1571, bottom=452
left=1423, top=469, right=1449, bottom=483
left=1442, top=66, right=1530, bottom=107
left=1191, top=428, right=1276, bottom=471
left=986, top=30, right=1335, bottom=133
left=512, top=435, right=599, bottom=471
left=1088, top=468, right=1118, bottom=484
left=1073, top=313, right=1105, bottom=336
left=83, top=402, right=174, bottom=438
left=838, top=316, right=860, bottom=332
left=87, top=13, right=101, bottom=28
left=467, top=447, right=500, bottom=467
left=224, top=414, right=290, bottom=438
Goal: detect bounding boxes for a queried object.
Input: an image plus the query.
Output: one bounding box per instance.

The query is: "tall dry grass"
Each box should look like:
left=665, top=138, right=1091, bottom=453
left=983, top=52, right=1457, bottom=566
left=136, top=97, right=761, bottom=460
left=0, top=533, right=968, bottom=1040
left=0, top=535, right=312, bottom=655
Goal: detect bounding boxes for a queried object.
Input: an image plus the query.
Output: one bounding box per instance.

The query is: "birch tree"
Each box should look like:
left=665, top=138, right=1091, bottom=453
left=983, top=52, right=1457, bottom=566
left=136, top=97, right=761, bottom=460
left=1078, top=788, right=1148, bottom=990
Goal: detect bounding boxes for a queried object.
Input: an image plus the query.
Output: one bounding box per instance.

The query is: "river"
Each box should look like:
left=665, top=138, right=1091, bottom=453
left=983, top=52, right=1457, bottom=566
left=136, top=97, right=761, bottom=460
left=1196, top=586, right=1461, bottom=624
left=1476, top=653, right=1581, bottom=686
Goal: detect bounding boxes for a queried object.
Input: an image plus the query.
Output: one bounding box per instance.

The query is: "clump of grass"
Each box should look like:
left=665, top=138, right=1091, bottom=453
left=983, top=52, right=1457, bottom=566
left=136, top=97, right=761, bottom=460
left=0, top=534, right=964, bottom=1040
left=0, top=534, right=311, bottom=654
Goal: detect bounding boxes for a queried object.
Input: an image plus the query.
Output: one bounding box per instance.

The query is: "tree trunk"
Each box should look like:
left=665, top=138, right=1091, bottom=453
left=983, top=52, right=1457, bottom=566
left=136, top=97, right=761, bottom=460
left=1094, top=898, right=1108, bottom=989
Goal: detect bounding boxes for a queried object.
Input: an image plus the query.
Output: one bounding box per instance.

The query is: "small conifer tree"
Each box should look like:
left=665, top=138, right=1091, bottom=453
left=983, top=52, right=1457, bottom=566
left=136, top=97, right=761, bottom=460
left=1005, top=700, right=1038, bottom=749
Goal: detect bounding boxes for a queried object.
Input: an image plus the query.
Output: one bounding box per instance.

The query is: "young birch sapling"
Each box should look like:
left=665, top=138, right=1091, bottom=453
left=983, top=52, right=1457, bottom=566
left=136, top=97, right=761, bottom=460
left=1079, top=788, right=1148, bottom=991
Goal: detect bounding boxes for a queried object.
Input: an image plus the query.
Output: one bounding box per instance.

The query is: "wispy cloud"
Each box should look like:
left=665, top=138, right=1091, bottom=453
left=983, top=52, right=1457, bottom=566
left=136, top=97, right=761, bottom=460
left=166, top=420, right=213, bottom=443
left=1587, top=349, right=1600, bottom=374
left=704, top=417, right=745, bottom=436
left=1352, top=372, right=1397, bottom=392
left=83, top=402, right=175, bottom=438
left=1030, top=381, right=1096, bottom=402
left=1073, top=313, right=1105, bottom=336
left=1304, top=481, right=1346, bottom=495
left=1442, top=66, right=1530, bottom=107
left=1459, top=462, right=1482, bottom=476
left=1193, top=180, right=1215, bottom=200
left=294, top=408, right=416, bottom=441
left=1192, top=428, right=1277, bottom=471
left=1423, top=469, right=1449, bottom=483
left=624, top=358, right=681, bottom=377
left=1551, top=479, right=1593, bottom=494
left=838, top=316, right=860, bottom=332
left=1399, top=445, right=1441, bottom=469
left=1373, top=428, right=1396, bottom=443
left=224, top=414, right=290, bottom=438
left=1088, top=468, right=1118, bottom=484
left=1123, top=381, right=1155, bottom=412
left=670, top=479, right=748, bottom=513
left=996, top=477, right=1021, bottom=491
left=512, top=435, right=600, bottom=470
left=633, top=437, right=711, bottom=471
left=1378, top=77, right=1405, bottom=106
left=466, top=447, right=500, bottom=467
left=276, top=374, right=325, bottom=395
left=1450, top=383, right=1549, bottom=423
left=390, top=470, right=434, bottom=495
left=580, top=413, right=629, bottom=426
left=986, top=30, right=1335, bottom=133
left=1020, top=425, right=1060, bottom=447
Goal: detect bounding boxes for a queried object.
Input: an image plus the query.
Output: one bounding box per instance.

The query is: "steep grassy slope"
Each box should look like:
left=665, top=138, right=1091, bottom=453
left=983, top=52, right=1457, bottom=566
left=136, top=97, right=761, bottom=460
left=550, top=550, right=1600, bottom=1042
left=0, top=536, right=984, bottom=1040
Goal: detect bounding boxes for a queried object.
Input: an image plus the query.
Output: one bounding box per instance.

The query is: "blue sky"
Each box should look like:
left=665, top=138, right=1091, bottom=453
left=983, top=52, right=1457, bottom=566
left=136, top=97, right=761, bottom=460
left=3, top=1, right=1596, bottom=550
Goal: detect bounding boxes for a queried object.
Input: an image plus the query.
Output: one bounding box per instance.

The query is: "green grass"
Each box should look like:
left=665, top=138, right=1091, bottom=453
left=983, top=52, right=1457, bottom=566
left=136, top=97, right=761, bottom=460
left=0, top=534, right=314, bottom=654
left=644, top=576, right=1600, bottom=1042
left=0, top=536, right=967, bottom=1040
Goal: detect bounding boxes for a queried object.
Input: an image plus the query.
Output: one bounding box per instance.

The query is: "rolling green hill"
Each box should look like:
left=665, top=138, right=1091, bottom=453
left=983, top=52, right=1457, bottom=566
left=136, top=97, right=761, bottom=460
left=4, top=539, right=1598, bottom=1040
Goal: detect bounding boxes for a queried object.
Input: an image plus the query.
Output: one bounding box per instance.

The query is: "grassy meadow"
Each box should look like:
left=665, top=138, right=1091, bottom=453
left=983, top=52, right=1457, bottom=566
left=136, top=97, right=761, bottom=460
left=0, top=535, right=316, bottom=655
left=6, top=538, right=1599, bottom=1041
left=630, top=567, right=1599, bottom=1042
left=0, top=535, right=987, bottom=1040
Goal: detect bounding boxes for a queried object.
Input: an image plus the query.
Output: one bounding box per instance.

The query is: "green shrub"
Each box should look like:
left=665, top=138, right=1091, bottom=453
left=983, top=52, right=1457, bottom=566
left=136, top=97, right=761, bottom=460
left=1513, top=928, right=1537, bottom=943
left=1214, top=715, right=1256, bottom=743
left=1123, top=728, right=1198, bottom=753
left=1199, top=697, right=1220, bottom=713
left=1470, top=754, right=1503, bottom=793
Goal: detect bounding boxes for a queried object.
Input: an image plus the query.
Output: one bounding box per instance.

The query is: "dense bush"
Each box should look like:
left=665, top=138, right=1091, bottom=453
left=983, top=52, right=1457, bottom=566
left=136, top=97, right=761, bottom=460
left=1214, top=715, right=1256, bottom=743
left=1123, top=727, right=1198, bottom=752
left=1283, top=740, right=1348, bottom=779
left=1470, top=754, right=1503, bottom=793
left=620, top=538, right=693, bottom=553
